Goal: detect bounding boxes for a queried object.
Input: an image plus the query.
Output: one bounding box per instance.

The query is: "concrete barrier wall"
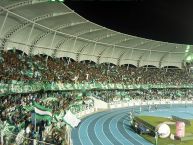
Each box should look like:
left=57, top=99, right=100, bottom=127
left=75, top=98, right=193, bottom=118
left=89, top=96, right=108, bottom=110
left=108, top=99, right=193, bottom=109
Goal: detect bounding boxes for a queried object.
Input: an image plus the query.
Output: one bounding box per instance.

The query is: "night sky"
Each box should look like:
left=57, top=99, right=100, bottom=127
left=64, top=0, right=193, bottom=45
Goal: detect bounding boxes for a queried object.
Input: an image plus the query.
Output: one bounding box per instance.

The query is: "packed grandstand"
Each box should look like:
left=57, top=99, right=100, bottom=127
left=0, top=0, right=193, bottom=145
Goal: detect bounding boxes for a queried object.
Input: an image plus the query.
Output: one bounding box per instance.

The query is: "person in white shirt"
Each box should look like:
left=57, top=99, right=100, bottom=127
left=86, top=73, right=89, bottom=81
left=72, top=74, right=79, bottom=83
left=25, top=124, right=31, bottom=137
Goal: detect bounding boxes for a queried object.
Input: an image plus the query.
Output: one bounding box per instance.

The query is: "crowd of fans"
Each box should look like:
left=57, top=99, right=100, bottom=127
left=0, top=90, right=93, bottom=145
left=0, top=50, right=192, bottom=85
left=1, top=88, right=192, bottom=144
left=1, top=49, right=193, bottom=145
left=89, top=88, right=193, bottom=103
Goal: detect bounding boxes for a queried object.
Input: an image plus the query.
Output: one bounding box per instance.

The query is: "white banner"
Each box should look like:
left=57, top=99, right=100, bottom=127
left=63, top=110, right=81, bottom=128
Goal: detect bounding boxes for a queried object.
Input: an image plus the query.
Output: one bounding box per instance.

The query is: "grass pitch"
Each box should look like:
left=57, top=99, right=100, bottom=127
left=138, top=116, right=193, bottom=145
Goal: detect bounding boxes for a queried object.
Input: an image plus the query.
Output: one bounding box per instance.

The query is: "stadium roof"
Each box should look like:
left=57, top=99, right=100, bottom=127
left=0, top=0, right=191, bottom=68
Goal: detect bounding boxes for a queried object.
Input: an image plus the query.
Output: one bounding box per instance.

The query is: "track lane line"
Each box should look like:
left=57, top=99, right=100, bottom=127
left=94, top=111, right=124, bottom=145
left=109, top=111, right=134, bottom=145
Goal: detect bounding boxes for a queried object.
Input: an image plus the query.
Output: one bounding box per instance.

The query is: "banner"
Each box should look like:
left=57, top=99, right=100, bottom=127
left=33, top=101, right=52, bottom=121
left=176, top=121, right=185, bottom=138
left=0, top=82, right=193, bottom=96
left=34, top=107, right=52, bottom=117
left=63, top=110, right=81, bottom=128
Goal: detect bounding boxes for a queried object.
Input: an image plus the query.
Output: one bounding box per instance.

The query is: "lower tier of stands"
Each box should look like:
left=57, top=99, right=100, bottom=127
left=1, top=86, right=193, bottom=145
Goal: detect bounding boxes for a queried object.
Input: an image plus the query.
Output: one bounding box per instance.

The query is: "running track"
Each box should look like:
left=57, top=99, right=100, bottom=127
left=71, top=104, right=190, bottom=145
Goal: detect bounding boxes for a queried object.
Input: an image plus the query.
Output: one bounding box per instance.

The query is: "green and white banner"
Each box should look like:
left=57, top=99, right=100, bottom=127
left=33, top=101, right=52, bottom=121
left=0, top=81, right=193, bottom=96
left=34, top=107, right=52, bottom=117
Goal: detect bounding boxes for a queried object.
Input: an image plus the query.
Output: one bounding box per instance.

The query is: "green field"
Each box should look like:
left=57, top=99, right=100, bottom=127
left=137, top=116, right=193, bottom=145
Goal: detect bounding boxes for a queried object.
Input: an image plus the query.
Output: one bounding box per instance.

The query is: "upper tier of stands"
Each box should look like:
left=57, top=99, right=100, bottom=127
left=0, top=50, right=192, bottom=85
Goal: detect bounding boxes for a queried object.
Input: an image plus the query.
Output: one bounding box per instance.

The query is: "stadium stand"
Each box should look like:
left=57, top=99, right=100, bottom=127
left=0, top=0, right=193, bottom=145
left=0, top=50, right=192, bottom=84
left=0, top=50, right=193, bottom=144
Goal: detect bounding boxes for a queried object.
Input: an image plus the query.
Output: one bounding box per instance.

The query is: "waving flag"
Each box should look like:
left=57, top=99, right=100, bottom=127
left=33, top=101, right=52, bottom=121
left=63, top=110, right=81, bottom=128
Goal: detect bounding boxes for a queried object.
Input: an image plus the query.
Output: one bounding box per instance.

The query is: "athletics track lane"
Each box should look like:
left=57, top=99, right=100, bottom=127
left=71, top=107, right=152, bottom=145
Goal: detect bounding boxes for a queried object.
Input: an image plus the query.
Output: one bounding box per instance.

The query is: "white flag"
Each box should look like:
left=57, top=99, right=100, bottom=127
left=63, top=110, right=81, bottom=128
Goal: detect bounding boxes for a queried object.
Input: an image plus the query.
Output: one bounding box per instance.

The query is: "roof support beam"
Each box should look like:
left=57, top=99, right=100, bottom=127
left=5, top=12, right=58, bottom=44
left=98, top=45, right=115, bottom=63
left=0, top=11, right=8, bottom=37
left=132, top=40, right=152, bottom=48
left=50, top=31, right=56, bottom=56
left=0, top=6, right=118, bottom=51
left=98, top=38, right=137, bottom=64
left=95, top=33, right=117, bottom=41
left=53, top=21, right=94, bottom=56
left=76, top=33, right=117, bottom=61
left=149, top=42, right=167, bottom=50
left=138, top=42, right=168, bottom=67
left=54, top=26, right=97, bottom=54
left=117, top=50, right=127, bottom=65
left=54, top=37, right=71, bottom=52
left=97, top=47, right=108, bottom=64
left=42, top=21, right=85, bottom=56
left=0, top=0, right=37, bottom=15
left=76, top=35, right=135, bottom=62
left=77, top=34, right=124, bottom=61
left=1, top=5, right=171, bottom=55
left=110, top=45, right=115, bottom=59
left=137, top=50, right=152, bottom=67
left=60, top=21, right=88, bottom=31
left=113, top=37, right=135, bottom=45
left=27, top=12, right=76, bottom=53
left=53, top=26, right=101, bottom=57
left=117, top=37, right=137, bottom=45
left=1, top=13, right=55, bottom=49
left=159, top=45, right=178, bottom=67
left=74, top=28, right=104, bottom=37
left=92, top=42, right=97, bottom=57
left=118, top=48, right=133, bottom=66
left=77, top=42, right=97, bottom=61
left=94, top=34, right=119, bottom=62
left=72, top=37, right=77, bottom=51
left=50, top=31, right=57, bottom=49
left=25, top=23, right=35, bottom=53
left=76, top=43, right=92, bottom=61
left=117, top=40, right=153, bottom=66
